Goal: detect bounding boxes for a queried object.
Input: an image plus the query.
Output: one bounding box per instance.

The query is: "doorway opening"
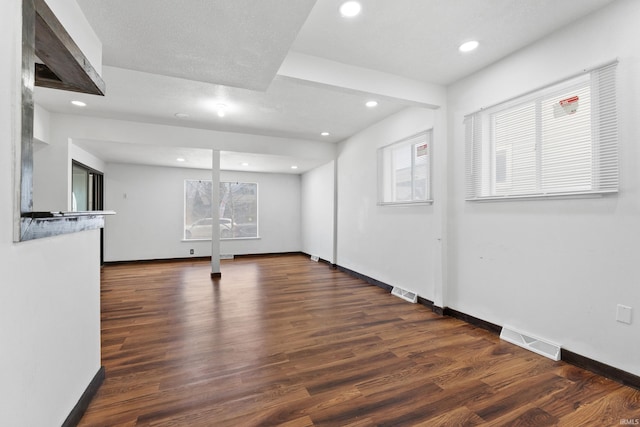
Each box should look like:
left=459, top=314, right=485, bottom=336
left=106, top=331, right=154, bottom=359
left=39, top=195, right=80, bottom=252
left=72, top=160, right=105, bottom=263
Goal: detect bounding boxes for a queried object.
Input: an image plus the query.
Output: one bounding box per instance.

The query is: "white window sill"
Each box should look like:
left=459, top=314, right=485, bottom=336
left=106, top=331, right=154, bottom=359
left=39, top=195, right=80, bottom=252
left=466, top=190, right=617, bottom=202
left=377, top=200, right=433, bottom=207
left=182, top=236, right=261, bottom=242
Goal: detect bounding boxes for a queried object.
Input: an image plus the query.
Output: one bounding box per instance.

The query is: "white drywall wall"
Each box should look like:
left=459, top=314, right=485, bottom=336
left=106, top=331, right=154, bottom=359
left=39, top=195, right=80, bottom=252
left=33, top=112, right=335, bottom=213
left=104, top=163, right=301, bottom=261
left=447, top=0, right=640, bottom=375
left=70, top=142, right=106, bottom=173
left=336, top=107, right=436, bottom=298
left=0, top=1, right=102, bottom=425
left=219, top=170, right=302, bottom=256
left=34, top=103, right=51, bottom=144
left=301, top=161, right=335, bottom=263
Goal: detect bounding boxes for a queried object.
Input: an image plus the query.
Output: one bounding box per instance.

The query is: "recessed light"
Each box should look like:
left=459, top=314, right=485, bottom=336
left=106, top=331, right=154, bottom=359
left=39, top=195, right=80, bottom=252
left=217, top=104, right=226, bottom=118
left=459, top=40, right=479, bottom=53
left=321, top=132, right=330, bottom=136
left=174, top=113, right=189, bottom=119
left=291, top=165, right=298, bottom=170
left=71, top=100, right=86, bottom=107
left=365, top=100, right=378, bottom=108
left=176, top=158, right=185, bottom=162
left=241, top=162, right=249, bottom=167
left=339, top=1, right=361, bottom=17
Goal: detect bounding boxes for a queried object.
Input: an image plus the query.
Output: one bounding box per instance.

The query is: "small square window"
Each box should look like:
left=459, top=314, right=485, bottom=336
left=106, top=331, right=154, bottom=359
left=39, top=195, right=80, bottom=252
left=378, top=130, right=432, bottom=205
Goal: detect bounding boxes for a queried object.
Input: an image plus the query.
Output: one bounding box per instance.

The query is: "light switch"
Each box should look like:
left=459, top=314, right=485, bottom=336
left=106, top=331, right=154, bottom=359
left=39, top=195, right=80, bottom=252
left=616, top=304, right=632, bottom=325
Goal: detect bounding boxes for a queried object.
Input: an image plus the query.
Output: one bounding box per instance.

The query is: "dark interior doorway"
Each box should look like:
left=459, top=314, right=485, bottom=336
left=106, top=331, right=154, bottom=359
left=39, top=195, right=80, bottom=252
left=72, top=160, right=105, bottom=263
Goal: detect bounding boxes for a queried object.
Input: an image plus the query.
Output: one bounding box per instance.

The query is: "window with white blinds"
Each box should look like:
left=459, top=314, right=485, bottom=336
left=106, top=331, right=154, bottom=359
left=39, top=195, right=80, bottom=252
left=378, top=130, right=432, bottom=205
left=465, top=61, right=618, bottom=201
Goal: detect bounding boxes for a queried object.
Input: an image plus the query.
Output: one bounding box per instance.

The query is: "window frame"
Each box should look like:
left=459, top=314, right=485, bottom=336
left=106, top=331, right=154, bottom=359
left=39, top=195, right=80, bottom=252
left=377, top=129, right=433, bottom=206
left=183, top=180, right=259, bottom=241
left=465, top=61, right=618, bottom=202
left=218, top=181, right=259, bottom=240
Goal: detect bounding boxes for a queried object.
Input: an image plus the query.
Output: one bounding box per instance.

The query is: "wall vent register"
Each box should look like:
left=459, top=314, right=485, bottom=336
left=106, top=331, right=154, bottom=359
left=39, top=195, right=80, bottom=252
left=500, top=325, right=561, bottom=361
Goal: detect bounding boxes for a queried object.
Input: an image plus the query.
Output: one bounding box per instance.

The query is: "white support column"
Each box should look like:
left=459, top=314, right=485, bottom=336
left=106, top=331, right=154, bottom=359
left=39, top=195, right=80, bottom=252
left=210, top=149, right=221, bottom=278
left=332, top=159, right=338, bottom=266
left=432, top=107, right=448, bottom=310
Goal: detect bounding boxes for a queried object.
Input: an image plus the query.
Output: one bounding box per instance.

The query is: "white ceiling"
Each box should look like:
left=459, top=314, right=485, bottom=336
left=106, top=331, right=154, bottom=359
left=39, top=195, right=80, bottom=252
left=34, top=0, right=615, bottom=173
left=292, top=0, right=616, bottom=85
left=77, top=0, right=317, bottom=91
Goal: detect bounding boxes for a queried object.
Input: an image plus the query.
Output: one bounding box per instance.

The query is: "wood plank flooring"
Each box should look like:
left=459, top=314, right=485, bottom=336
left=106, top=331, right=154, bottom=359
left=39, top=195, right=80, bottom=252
left=79, top=254, right=640, bottom=426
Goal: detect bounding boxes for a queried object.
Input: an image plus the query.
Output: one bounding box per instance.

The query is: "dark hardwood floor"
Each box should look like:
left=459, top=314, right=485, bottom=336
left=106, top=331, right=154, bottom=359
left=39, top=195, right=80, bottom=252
left=79, top=254, right=640, bottom=426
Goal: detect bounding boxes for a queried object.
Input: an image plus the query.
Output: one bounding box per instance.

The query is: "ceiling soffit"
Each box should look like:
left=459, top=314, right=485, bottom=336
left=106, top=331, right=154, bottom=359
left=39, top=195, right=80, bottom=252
left=78, top=0, right=317, bottom=91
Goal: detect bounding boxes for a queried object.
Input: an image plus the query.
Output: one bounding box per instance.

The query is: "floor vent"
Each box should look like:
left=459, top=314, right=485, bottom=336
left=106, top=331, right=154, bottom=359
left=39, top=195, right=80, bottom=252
left=391, top=286, right=417, bottom=303
left=310, top=255, right=319, bottom=262
left=500, top=325, right=561, bottom=361
left=220, top=254, right=234, bottom=260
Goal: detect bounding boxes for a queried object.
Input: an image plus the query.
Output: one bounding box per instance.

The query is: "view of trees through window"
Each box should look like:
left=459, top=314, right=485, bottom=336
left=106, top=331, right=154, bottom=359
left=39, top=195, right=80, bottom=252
left=184, top=180, right=258, bottom=240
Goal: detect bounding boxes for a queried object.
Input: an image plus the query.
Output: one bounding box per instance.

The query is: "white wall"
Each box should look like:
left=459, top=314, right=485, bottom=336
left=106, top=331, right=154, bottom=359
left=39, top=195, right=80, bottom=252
left=220, top=170, right=301, bottom=256
left=447, top=0, right=640, bottom=375
left=70, top=142, right=106, bottom=174
left=34, top=112, right=336, bottom=213
left=104, top=163, right=301, bottom=261
left=34, top=129, right=107, bottom=212
left=301, top=161, right=335, bottom=263
left=0, top=1, right=102, bottom=425
left=336, top=107, right=437, bottom=298
left=33, top=115, right=70, bottom=211
left=34, top=103, right=51, bottom=144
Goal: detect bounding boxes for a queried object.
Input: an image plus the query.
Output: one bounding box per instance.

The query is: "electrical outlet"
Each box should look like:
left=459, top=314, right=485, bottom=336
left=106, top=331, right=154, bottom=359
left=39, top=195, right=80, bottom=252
left=189, top=249, right=194, bottom=255
left=616, top=304, right=632, bottom=324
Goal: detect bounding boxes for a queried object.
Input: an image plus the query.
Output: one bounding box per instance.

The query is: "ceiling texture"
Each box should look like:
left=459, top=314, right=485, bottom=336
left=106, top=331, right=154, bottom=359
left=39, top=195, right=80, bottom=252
left=34, top=0, right=615, bottom=173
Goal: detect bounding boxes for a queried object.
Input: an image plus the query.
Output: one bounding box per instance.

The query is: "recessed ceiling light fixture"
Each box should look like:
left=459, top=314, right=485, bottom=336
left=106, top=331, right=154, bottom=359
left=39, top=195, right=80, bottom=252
left=176, top=157, right=185, bottom=162
left=71, top=100, right=86, bottom=107
left=241, top=162, right=249, bottom=167
left=174, top=113, right=189, bottom=119
left=321, top=132, right=330, bottom=136
left=459, top=40, right=479, bottom=53
left=216, top=104, right=227, bottom=118
left=365, top=100, right=378, bottom=108
left=291, top=165, right=298, bottom=170
left=339, top=1, right=361, bottom=17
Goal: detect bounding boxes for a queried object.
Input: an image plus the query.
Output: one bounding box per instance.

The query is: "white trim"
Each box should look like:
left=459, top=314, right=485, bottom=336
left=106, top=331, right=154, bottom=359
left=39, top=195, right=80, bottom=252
left=466, top=190, right=617, bottom=202
left=377, top=200, right=433, bottom=206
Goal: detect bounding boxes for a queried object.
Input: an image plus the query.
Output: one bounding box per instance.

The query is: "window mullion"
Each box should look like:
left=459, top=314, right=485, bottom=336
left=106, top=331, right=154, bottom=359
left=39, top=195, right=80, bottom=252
left=410, top=144, right=416, bottom=200
left=490, top=115, right=496, bottom=196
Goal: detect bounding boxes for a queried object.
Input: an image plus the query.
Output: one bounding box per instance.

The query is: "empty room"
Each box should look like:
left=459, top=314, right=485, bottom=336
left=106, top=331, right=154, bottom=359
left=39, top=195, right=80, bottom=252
left=2, top=0, right=640, bottom=425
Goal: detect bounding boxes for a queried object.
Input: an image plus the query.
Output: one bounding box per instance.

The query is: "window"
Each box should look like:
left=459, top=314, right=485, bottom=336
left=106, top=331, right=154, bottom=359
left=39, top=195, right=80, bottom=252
left=378, top=130, right=432, bottom=205
left=219, top=182, right=258, bottom=239
left=184, top=180, right=258, bottom=240
left=465, top=61, right=618, bottom=200
left=71, top=161, right=103, bottom=212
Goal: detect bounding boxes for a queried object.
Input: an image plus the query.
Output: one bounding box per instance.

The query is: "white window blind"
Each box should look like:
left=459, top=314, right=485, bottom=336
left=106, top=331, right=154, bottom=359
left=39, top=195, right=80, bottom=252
left=378, top=130, right=432, bottom=205
left=465, top=61, right=618, bottom=201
